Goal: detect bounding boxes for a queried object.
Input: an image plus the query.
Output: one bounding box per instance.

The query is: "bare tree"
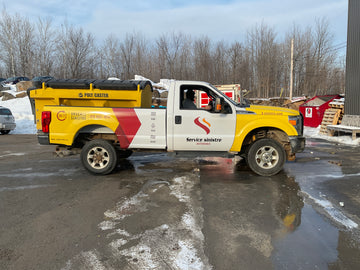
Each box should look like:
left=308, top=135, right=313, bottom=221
left=34, top=17, right=56, bottom=76
left=119, top=33, right=136, bottom=79
left=132, top=32, right=149, bottom=78
left=56, top=23, right=96, bottom=78
left=16, top=16, right=34, bottom=77
left=311, top=18, right=335, bottom=95
left=155, top=32, right=191, bottom=79
left=212, top=41, right=229, bottom=83
left=101, top=35, right=122, bottom=78
left=0, top=10, right=17, bottom=77
left=247, top=22, right=278, bottom=97
left=193, top=36, right=212, bottom=82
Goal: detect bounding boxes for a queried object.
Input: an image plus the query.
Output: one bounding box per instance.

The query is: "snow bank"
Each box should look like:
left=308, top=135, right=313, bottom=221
left=304, top=126, right=360, bottom=146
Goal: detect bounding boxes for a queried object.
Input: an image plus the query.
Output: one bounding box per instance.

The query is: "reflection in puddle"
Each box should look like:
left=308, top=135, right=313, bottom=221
left=272, top=205, right=339, bottom=269
left=274, top=176, right=303, bottom=233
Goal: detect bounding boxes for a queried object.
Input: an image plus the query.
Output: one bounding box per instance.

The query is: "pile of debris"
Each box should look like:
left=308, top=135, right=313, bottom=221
left=0, top=81, right=32, bottom=101
left=248, top=97, right=308, bottom=111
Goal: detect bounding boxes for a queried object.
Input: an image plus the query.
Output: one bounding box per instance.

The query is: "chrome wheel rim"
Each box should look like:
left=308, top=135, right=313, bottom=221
left=255, top=146, right=279, bottom=169
left=87, top=146, right=110, bottom=169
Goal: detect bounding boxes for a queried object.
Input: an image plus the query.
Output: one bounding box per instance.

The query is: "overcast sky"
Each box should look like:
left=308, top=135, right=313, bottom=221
left=1, top=0, right=348, bottom=47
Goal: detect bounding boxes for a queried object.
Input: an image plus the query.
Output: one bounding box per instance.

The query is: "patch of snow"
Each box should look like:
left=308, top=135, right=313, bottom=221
left=304, top=126, right=360, bottom=146
left=66, top=174, right=210, bottom=270
left=62, top=250, right=109, bottom=270
left=0, top=152, right=26, bottom=158
left=0, top=184, right=56, bottom=192
left=175, top=240, right=205, bottom=270
left=80, top=251, right=108, bottom=270
left=0, top=96, right=36, bottom=134
left=103, top=191, right=149, bottom=220
left=303, top=192, right=358, bottom=230
left=134, top=74, right=170, bottom=90
left=109, top=238, right=128, bottom=250
left=119, top=244, right=159, bottom=269
left=170, top=176, right=192, bottom=203
left=98, top=220, right=117, bottom=231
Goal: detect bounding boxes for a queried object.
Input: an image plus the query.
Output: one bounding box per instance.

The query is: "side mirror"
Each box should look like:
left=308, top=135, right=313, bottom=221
left=214, top=97, right=223, bottom=113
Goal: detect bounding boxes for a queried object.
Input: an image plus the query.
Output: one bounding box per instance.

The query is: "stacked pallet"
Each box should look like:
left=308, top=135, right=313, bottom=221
left=319, top=99, right=344, bottom=135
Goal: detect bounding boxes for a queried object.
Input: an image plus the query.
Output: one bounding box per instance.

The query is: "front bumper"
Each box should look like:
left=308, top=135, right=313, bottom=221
left=289, top=136, right=305, bottom=153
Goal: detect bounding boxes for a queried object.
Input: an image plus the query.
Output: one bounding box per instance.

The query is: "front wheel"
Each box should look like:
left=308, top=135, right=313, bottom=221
left=246, top=138, right=286, bottom=176
left=1, top=130, right=10, bottom=135
left=81, top=139, right=118, bottom=175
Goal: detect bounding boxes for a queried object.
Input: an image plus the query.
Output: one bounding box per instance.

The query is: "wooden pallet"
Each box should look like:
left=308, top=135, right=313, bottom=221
left=319, top=108, right=342, bottom=135
left=329, top=99, right=344, bottom=113
left=329, top=103, right=344, bottom=109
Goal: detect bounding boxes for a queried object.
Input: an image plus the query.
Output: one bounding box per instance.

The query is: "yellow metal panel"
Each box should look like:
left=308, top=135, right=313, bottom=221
left=230, top=106, right=299, bottom=152
left=47, top=106, right=118, bottom=145
left=30, top=81, right=154, bottom=131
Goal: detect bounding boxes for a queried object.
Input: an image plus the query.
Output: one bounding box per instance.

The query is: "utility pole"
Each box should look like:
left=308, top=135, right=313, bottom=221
left=290, top=38, right=294, bottom=100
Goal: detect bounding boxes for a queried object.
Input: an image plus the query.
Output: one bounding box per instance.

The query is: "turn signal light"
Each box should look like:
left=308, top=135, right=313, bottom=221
left=289, top=119, right=297, bottom=126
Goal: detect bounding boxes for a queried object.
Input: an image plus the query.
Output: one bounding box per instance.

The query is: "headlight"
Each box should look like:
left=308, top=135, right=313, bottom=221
left=289, top=114, right=303, bottom=135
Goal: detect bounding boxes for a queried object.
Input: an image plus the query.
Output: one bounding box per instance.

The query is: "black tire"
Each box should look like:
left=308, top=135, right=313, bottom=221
left=81, top=139, right=118, bottom=175
left=1, top=130, right=10, bottom=135
left=246, top=138, right=286, bottom=176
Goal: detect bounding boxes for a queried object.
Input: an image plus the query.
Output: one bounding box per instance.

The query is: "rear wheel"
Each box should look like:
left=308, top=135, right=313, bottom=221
left=246, top=138, right=285, bottom=176
left=1, top=130, right=10, bottom=135
left=81, top=139, right=118, bottom=175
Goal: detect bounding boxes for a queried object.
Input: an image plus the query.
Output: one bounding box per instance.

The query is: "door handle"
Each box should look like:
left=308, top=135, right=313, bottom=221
left=175, top=115, right=182, bottom=124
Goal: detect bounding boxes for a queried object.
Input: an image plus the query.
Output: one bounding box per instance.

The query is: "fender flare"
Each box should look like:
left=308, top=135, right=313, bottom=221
left=231, top=118, right=297, bottom=152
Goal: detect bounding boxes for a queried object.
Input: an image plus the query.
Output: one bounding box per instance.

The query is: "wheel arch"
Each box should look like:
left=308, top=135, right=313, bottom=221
left=72, top=124, right=118, bottom=147
left=238, top=127, right=292, bottom=160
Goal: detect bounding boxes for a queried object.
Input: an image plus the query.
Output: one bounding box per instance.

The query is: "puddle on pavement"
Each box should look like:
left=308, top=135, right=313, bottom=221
left=272, top=204, right=360, bottom=269
left=272, top=204, right=339, bottom=269
left=127, top=153, right=175, bottom=174
left=199, top=156, right=360, bottom=269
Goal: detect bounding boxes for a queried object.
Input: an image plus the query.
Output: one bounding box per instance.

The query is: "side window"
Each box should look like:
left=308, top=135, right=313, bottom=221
left=180, top=85, right=217, bottom=112
left=181, top=89, right=197, bottom=110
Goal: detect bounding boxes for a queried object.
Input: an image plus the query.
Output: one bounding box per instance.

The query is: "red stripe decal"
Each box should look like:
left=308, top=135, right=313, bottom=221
left=113, top=108, right=141, bottom=148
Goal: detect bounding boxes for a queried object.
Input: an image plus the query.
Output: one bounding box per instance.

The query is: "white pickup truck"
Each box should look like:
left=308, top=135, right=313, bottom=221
left=28, top=79, right=305, bottom=176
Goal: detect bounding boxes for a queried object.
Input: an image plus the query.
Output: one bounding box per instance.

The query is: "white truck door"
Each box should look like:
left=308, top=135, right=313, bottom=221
left=171, top=83, right=236, bottom=151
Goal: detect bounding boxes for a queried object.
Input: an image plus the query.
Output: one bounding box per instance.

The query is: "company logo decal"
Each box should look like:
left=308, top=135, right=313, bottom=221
left=194, top=117, right=210, bottom=134
left=56, top=111, right=67, bottom=121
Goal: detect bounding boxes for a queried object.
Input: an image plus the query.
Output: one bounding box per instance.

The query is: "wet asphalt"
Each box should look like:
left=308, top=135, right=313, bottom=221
left=0, top=134, right=360, bottom=269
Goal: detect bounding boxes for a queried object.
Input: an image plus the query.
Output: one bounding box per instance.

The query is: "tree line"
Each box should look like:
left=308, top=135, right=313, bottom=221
left=0, top=10, right=345, bottom=98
